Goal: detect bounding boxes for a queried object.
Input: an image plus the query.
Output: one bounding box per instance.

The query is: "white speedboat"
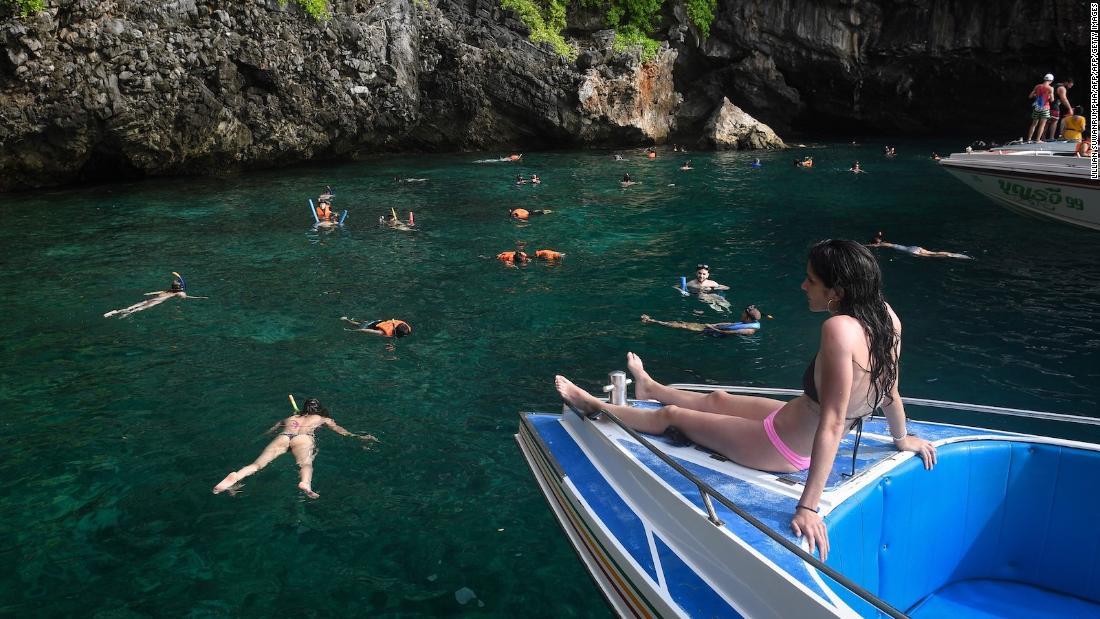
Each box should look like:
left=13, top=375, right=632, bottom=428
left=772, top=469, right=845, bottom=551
left=939, top=143, right=1098, bottom=231
left=516, top=376, right=1100, bottom=618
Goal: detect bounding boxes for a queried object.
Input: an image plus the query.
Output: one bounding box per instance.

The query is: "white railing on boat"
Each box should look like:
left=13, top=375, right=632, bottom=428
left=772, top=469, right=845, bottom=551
left=565, top=402, right=910, bottom=619
left=668, top=384, right=1100, bottom=426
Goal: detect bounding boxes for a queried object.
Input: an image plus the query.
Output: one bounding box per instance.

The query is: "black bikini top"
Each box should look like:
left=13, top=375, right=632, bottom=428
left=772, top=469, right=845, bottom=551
left=802, top=355, right=819, bottom=403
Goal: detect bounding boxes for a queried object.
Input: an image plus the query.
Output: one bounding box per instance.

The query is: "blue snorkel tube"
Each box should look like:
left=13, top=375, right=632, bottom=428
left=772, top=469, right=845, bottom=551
left=678, top=276, right=690, bottom=296
left=339, top=210, right=348, bottom=225
left=308, top=199, right=320, bottom=224
left=171, top=271, right=187, bottom=292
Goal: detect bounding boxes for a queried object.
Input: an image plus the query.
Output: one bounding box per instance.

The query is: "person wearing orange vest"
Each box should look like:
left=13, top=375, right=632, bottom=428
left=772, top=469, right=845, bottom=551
left=510, top=207, right=551, bottom=220
left=534, top=249, right=565, bottom=260
left=316, top=200, right=334, bottom=222
left=341, top=317, right=412, bottom=338
left=496, top=250, right=530, bottom=265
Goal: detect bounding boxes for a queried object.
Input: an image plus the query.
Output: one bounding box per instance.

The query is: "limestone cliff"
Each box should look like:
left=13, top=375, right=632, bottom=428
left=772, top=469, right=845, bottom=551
left=669, top=0, right=1091, bottom=138
left=0, top=0, right=679, bottom=190
left=0, top=0, right=1092, bottom=191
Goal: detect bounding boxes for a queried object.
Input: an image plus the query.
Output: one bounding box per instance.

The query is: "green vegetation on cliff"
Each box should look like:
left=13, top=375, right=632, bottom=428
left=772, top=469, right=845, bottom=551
left=501, top=0, right=715, bottom=62
left=286, top=0, right=330, bottom=20
left=4, top=0, right=45, bottom=17
left=500, top=0, right=576, bottom=59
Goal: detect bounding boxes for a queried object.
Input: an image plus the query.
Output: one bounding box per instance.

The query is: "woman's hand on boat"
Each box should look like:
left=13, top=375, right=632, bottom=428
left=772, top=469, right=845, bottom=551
left=791, top=510, right=829, bottom=561
left=895, top=435, right=937, bottom=469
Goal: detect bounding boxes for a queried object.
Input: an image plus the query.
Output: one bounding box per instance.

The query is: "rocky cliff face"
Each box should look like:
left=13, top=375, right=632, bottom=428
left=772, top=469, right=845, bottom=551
left=669, top=0, right=1091, bottom=138
left=0, top=0, right=678, bottom=190
left=0, top=0, right=1091, bottom=191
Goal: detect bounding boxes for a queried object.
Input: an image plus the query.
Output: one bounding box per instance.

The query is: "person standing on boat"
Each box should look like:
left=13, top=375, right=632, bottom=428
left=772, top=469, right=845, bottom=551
left=212, top=397, right=377, bottom=498
left=1045, top=78, right=1074, bottom=140
left=1026, top=74, right=1055, bottom=142
left=554, top=240, right=937, bottom=560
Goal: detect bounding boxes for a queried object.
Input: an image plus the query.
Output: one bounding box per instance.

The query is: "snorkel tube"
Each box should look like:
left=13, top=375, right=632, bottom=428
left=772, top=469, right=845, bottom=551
left=678, top=276, right=689, bottom=296
left=288, top=394, right=300, bottom=413
left=339, top=210, right=348, bottom=225
left=171, top=271, right=186, bottom=292
left=308, top=199, right=320, bottom=224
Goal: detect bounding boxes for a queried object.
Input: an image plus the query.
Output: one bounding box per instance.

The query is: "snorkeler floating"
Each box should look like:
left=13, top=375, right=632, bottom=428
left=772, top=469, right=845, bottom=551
left=497, top=248, right=564, bottom=265
left=509, top=207, right=552, bottom=221
left=641, top=304, right=765, bottom=336
left=380, top=208, right=414, bottom=230
left=341, top=317, right=412, bottom=338
left=868, top=231, right=972, bottom=259
left=212, top=396, right=377, bottom=498
left=620, top=173, right=636, bottom=187
left=103, top=272, right=207, bottom=318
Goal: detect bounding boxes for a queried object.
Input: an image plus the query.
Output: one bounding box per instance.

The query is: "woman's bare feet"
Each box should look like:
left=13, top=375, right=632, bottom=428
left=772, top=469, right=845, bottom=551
left=554, top=375, right=604, bottom=416
left=626, top=352, right=656, bottom=400
left=298, top=482, right=320, bottom=499
left=212, top=472, right=240, bottom=494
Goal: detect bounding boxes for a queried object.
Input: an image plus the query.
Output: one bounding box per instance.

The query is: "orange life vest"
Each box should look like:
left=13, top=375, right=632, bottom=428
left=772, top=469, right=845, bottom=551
left=497, top=251, right=528, bottom=263
left=375, top=319, right=409, bottom=337
left=535, top=249, right=563, bottom=260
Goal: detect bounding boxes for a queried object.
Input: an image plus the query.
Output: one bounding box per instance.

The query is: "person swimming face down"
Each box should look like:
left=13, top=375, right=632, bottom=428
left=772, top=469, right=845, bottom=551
left=393, top=322, right=412, bottom=338
left=302, top=398, right=330, bottom=417
left=742, top=304, right=762, bottom=323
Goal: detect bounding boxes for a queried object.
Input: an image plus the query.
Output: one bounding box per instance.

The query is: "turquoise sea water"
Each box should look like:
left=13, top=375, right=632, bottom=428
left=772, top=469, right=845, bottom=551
left=2, top=142, right=1098, bottom=616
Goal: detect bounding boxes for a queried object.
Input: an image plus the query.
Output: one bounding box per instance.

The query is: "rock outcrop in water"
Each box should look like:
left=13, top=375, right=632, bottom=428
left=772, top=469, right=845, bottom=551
left=0, top=0, right=1090, bottom=191
left=704, top=97, right=784, bottom=150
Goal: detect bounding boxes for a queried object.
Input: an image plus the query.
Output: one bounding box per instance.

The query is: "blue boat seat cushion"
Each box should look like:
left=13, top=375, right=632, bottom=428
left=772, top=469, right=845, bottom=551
left=825, top=441, right=1100, bottom=613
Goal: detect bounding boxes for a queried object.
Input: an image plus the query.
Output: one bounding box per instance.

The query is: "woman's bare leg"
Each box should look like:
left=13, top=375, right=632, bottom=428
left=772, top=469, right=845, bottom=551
left=641, top=315, right=706, bottom=332
left=213, top=436, right=290, bottom=494
left=290, top=437, right=319, bottom=499
left=104, top=294, right=174, bottom=318
left=627, top=352, right=783, bottom=421
left=555, top=376, right=794, bottom=472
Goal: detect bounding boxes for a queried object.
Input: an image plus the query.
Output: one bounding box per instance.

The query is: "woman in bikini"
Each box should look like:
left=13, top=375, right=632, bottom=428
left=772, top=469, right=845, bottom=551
left=555, top=239, right=937, bottom=560
left=212, top=398, right=376, bottom=498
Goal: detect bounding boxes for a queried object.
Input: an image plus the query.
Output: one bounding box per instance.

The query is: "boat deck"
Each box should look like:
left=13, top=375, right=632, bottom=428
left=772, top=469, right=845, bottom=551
left=521, top=401, right=1018, bottom=617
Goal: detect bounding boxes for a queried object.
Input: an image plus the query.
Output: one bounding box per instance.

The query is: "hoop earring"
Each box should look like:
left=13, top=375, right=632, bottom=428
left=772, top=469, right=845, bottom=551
left=827, top=298, right=838, bottom=314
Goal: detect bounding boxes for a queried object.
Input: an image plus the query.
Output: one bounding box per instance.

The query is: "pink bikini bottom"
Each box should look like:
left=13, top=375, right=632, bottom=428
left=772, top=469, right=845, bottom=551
left=763, top=407, right=811, bottom=471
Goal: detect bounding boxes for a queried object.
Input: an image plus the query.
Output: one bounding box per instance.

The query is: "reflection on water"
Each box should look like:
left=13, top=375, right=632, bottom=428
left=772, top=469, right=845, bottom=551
left=0, top=142, right=1098, bottom=615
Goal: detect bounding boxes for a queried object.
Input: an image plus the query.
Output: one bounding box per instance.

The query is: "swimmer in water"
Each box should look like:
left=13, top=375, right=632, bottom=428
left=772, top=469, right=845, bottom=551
left=497, top=249, right=530, bottom=266
left=212, top=397, right=377, bottom=498
left=534, top=249, right=565, bottom=260
left=104, top=272, right=206, bottom=318
left=341, top=317, right=412, bottom=338
left=868, top=231, right=972, bottom=259
left=530, top=174, right=541, bottom=184
left=380, top=210, right=413, bottom=230
left=614, top=154, right=625, bottom=161
left=685, top=264, right=730, bottom=292
left=641, top=305, right=764, bottom=336
left=515, top=175, right=529, bottom=185
left=751, top=158, right=762, bottom=168
left=680, top=161, right=693, bottom=170
left=620, top=173, right=636, bottom=187
left=509, top=207, right=551, bottom=221
left=850, top=161, right=864, bottom=173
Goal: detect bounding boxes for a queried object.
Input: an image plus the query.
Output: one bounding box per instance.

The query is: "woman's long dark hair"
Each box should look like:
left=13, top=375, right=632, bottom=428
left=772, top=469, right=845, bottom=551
left=808, top=239, right=898, bottom=409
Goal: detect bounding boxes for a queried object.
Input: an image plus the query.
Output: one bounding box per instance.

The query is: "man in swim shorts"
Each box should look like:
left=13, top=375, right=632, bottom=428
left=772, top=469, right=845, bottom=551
left=1026, top=74, right=1055, bottom=142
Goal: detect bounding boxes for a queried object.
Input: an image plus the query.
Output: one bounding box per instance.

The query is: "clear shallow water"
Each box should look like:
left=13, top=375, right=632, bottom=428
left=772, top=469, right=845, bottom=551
left=2, top=142, right=1098, bottom=616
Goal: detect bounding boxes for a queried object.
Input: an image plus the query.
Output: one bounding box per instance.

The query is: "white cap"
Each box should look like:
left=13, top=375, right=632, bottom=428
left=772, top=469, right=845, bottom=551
left=1044, top=73, right=1054, bottom=81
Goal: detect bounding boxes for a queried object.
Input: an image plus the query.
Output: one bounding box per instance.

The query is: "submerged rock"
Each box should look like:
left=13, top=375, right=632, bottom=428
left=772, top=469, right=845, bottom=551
left=703, top=98, right=785, bottom=151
